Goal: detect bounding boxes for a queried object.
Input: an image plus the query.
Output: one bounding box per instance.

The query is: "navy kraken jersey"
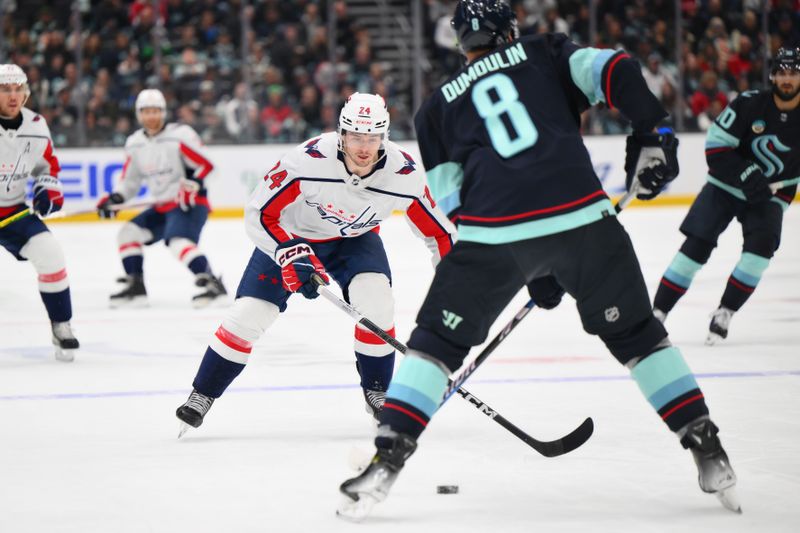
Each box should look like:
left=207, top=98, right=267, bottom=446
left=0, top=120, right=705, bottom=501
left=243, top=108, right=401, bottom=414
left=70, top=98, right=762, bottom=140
left=704, top=90, right=799, bottom=210
left=415, top=33, right=667, bottom=244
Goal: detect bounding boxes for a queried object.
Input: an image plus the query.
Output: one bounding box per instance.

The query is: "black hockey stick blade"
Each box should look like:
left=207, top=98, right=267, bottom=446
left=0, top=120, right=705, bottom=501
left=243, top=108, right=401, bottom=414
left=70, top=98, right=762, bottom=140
left=526, top=416, right=594, bottom=458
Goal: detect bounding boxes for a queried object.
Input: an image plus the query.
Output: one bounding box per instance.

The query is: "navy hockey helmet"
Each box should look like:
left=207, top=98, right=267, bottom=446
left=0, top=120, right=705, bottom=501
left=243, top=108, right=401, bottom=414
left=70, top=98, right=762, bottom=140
left=451, top=0, right=518, bottom=54
left=771, top=47, right=800, bottom=74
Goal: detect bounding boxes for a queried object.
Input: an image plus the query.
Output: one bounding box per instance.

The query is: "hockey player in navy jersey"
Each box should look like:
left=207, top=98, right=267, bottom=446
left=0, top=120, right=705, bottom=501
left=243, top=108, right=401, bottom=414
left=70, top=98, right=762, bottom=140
left=653, top=47, right=800, bottom=345
left=96, top=89, right=227, bottom=308
left=175, top=93, right=455, bottom=436
left=338, top=0, right=739, bottom=520
left=0, top=64, right=79, bottom=362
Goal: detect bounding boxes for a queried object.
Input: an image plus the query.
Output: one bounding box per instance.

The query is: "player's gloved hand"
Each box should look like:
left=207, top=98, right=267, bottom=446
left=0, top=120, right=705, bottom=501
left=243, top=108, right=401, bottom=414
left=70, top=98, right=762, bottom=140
left=526, top=276, right=565, bottom=310
left=275, top=238, right=330, bottom=299
left=96, top=192, right=125, bottom=219
left=178, top=178, right=201, bottom=212
left=739, top=163, right=772, bottom=204
left=32, top=176, right=64, bottom=217
left=625, top=128, right=680, bottom=200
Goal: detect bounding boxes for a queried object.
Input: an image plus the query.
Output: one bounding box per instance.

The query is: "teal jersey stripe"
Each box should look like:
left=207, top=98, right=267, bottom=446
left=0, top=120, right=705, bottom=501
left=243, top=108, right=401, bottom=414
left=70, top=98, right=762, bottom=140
left=705, top=123, right=740, bottom=149
left=771, top=196, right=790, bottom=212
left=386, top=356, right=448, bottom=418
left=648, top=374, right=701, bottom=411
left=426, top=161, right=464, bottom=208
left=438, top=191, right=461, bottom=216
left=457, top=199, right=615, bottom=244
left=631, top=347, right=693, bottom=399
left=663, top=252, right=703, bottom=287
left=707, top=175, right=746, bottom=200
left=568, top=48, right=616, bottom=105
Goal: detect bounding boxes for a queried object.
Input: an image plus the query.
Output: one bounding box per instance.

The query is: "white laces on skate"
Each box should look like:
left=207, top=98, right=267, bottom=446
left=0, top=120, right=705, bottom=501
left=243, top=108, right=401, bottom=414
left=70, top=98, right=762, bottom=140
left=185, top=392, right=214, bottom=415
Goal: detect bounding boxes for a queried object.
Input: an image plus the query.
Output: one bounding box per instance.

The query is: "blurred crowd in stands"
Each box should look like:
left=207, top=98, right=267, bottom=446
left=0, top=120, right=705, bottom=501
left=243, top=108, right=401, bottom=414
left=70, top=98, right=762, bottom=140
left=2, top=0, right=799, bottom=147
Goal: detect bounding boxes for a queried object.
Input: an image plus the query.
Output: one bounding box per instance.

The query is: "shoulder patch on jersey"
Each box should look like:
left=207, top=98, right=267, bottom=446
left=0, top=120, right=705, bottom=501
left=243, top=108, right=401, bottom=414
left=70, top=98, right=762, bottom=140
left=304, top=138, right=326, bottom=159
left=33, top=114, right=41, bottom=122
left=395, top=150, right=416, bottom=175
left=752, top=120, right=765, bottom=134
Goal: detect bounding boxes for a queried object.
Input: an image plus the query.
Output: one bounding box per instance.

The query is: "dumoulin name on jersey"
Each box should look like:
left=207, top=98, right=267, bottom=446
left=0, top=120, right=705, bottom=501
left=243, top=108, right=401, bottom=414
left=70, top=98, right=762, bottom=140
left=0, top=108, right=60, bottom=217
left=415, top=33, right=667, bottom=245
left=114, top=123, right=214, bottom=211
left=704, top=90, right=799, bottom=210
left=244, top=132, right=455, bottom=265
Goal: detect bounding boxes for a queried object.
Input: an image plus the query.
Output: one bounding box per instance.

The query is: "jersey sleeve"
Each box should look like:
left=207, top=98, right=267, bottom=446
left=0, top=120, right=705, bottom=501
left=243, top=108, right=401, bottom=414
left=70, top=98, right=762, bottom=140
left=704, top=94, right=759, bottom=187
left=552, top=33, right=668, bottom=132
left=413, top=99, right=463, bottom=219
left=244, top=148, right=304, bottom=261
left=177, top=125, right=214, bottom=183
left=31, top=119, right=61, bottom=179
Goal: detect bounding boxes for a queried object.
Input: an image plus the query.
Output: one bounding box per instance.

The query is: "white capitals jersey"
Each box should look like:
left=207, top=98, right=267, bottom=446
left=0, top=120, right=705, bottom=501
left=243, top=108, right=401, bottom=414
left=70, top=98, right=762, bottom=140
left=0, top=108, right=60, bottom=211
left=115, top=123, right=214, bottom=209
left=245, top=132, right=456, bottom=265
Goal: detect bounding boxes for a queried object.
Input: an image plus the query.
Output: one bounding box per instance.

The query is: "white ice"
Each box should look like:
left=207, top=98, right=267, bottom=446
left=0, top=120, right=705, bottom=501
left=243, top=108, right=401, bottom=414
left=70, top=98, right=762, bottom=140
left=1, top=206, right=798, bottom=533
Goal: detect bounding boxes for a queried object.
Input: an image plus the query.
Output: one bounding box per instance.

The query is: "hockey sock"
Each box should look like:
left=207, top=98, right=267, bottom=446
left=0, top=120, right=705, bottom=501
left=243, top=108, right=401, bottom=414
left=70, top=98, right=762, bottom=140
left=40, top=288, right=72, bottom=323
left=192, top=346, right=246, bottom=398
left=379, top=352, right=448, bottom=440
left=355, top=351, right=395, bottom=391
left=630, top=346, right=709, bottom=432
left=188, top=256, right=210, bottom=276
left=653, top=251, right=704, bottom=312
left=121, top=254, right=144, bottom=275
left=720, top=252, right=770, bottom=312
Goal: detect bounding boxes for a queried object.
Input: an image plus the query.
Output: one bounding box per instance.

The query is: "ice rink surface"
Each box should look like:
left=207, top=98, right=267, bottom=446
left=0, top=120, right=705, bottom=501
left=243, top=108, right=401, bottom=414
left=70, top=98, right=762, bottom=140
left=1, top=206, right=798, bottom=533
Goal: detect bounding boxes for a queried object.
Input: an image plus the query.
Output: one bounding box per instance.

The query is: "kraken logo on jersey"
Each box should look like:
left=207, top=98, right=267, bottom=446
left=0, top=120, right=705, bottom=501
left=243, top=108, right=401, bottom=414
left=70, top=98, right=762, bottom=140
left=751, top=135, right=790, bottom=178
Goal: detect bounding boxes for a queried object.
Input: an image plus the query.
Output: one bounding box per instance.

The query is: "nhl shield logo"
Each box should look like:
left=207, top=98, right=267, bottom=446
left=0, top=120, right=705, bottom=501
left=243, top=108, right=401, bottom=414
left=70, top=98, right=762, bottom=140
left=752, top=120, right=766, bottom=134
left=604, top=306, right=620, bottom=322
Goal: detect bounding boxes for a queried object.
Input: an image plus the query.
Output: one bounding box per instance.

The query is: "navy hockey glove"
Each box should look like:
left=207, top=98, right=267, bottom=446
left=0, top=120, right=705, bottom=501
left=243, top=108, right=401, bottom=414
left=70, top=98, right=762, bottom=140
left=738, top=163, right=772, bottom=204
left=32, top=176, right=64, bottom=217
left=96, top=192, right=125, bottom=219
left=625, top=129, right=679, bottom=200
left=526, top=276, right=565, bottom=310
left=275, top=238, right=330, bottom=299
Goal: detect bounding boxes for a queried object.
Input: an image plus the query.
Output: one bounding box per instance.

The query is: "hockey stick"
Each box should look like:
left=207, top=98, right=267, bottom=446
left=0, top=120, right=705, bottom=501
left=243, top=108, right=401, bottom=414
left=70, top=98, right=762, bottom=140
left=770, top=176, right=800, bottom=193
left=45, top=200, right=157, bottom=220
left=312, top=276, right=589, bottom=457
left=0, top=208, right=32, bottom=229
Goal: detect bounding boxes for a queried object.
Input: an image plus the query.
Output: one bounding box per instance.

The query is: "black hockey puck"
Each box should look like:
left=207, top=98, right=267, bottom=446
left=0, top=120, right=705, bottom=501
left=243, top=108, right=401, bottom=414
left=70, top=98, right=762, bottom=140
left=436, top=485, right=459, bottom=494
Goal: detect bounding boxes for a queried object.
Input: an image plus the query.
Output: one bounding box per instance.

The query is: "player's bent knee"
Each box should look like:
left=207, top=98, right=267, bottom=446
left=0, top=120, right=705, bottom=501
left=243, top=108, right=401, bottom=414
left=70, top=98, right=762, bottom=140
left=117, top=222, right=152, bottom=247
left=407, top=326, right=470, bottom=373
left=19, top=231, right=66, bottom=274
left=222, top=296, right=279, bottom=341
left=167, top=237, right=201, bottom=264
left=743, top=232, right=778, bottom=258
left=599, top=315, right=669, bottom=366
left=348, top=272, right=394, bottom=329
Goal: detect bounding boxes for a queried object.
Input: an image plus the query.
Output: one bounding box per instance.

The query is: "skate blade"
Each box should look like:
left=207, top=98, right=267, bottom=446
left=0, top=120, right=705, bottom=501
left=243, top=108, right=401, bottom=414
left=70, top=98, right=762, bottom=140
left=110, top=296, right=149, bottom=309
left=716, top=486, right=742, bottom=514
left=336, top=493, right=378, bottom=523
left=177, top=421, right=192, bottom=439
left=54, top=348, right=75, bottom=363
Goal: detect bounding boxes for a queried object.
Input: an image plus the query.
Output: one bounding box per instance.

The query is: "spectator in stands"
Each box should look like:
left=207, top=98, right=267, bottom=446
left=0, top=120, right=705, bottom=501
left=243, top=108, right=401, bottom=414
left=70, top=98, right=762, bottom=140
left=690, top=70, right=728, bottom=129
left=642, top=53, right=676, bottom=102
left=260, top=84, right=292, bottom=140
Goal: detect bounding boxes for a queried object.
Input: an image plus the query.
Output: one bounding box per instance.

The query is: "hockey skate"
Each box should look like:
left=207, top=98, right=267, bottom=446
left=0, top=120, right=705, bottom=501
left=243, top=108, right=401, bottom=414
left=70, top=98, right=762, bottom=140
left=653, top=308, right=668, bottom=324
left=363, top=388, right=386, bottom=421
left=51, top=321, right=79, bottom=362
left=705, top=306, right=734, bottom=345
left=176, top=389, right=215, bottom=438
left=192, top=273, right=227, bottom=308
left=109, top=275, right=148, bottom=308
left=680, top=418, right=741, bottom=513
left=337, top=431, right=417, bottom=522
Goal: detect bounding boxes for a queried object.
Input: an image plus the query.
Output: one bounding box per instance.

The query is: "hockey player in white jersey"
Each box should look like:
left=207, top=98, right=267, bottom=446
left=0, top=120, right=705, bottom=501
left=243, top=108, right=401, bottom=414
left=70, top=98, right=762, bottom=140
left=175, top=93, right=456, bottom=434
left=0, top=64, right=78, bottom=362
left=96, top=89, right=227, bottom=308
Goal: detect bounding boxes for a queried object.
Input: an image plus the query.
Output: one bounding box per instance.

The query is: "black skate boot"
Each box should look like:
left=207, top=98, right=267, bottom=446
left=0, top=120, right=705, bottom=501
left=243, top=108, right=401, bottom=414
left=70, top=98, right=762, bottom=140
left=51, top=321, right=79, bottom=362
left=705, top=306, right=733, bottom=346
left=363, top=388, right=386, bottom=421
left=176, top=389, right=215, bottom=438
left=680, top=418, right=741, bottom=513
left=192, top=273, right=227, bottom=308
left=109, top=275, right=147, bottom=308
left=337, top=431, right=417, bottom=522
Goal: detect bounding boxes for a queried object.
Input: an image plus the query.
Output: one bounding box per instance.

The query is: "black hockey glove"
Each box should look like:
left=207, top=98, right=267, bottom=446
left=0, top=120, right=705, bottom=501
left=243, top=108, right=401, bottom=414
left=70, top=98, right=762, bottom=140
left=738, top=163, right=772, bottom=204
left=625, top=129, right=679, bottom=200
left=526, top=276, right=565, bottom=310
left=97, top=192, right=125, bottom=219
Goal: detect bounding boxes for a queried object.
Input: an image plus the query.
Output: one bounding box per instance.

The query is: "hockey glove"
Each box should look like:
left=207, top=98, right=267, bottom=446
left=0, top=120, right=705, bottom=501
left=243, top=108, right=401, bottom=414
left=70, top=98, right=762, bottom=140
left=625, top=129, right=680, bottom=200
left=32, top=176, right=64, bottom=217
left=178, top=178, right=201, bottom=212
left=97, top=192, right=125, bottom=219
left=526, top=276, right=565, bottom=310
left=275, top=238, right=330, bottom=299
left=738, top=163, right=772, bottom=204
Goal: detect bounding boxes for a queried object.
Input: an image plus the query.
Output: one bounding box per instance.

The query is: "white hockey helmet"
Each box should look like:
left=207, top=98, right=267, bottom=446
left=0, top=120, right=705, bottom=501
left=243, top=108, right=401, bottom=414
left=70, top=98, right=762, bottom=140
left=338, top=92, right=390, bottom=141
left=135, top=88, right=167, bottom=124
left=0, top=64, right=30, bottom=104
